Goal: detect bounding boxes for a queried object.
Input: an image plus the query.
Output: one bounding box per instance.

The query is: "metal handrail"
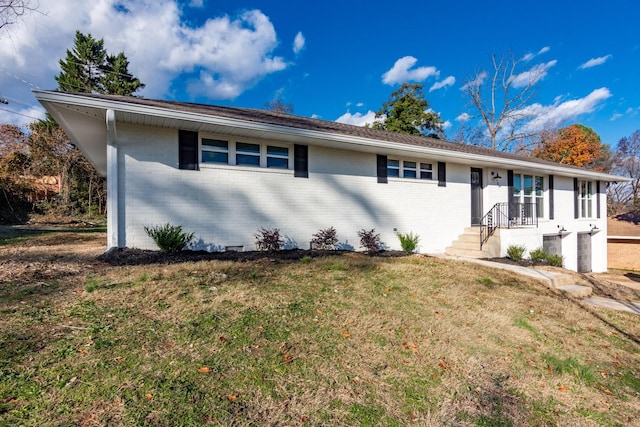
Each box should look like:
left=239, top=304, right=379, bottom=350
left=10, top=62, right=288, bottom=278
left=480, top=202, right=538, bottom=249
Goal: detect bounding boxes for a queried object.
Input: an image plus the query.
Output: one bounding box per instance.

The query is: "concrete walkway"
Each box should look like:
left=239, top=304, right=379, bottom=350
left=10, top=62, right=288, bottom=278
left=440, top=254, right=640, bottom=315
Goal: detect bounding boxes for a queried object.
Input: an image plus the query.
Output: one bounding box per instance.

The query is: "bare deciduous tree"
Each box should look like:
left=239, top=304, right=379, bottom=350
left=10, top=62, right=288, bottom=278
left=0, top=0, right=39, bottom=31
left=462, top=51, right=550, bottom=151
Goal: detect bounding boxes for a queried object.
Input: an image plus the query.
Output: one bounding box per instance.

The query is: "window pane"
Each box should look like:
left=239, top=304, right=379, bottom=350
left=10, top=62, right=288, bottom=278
left=524, top=175, right=533, bottom=196
left=237, top=154, right=260, bottom=166
left=236, top=142, right=260, bottom=154
left=202, top=151, right=228, bottom=164
left=420, top=163, right=432, bottom=180
left=202, top=138, right=228, bottom=149
left=404, top=161, right=416, bottom=179
left=267, top=157, right=288, bottom=169
left=388, top=159, right=399, bottom=177
left=535, top=176, right=543, bottom=196
left=513, top=175, right=521, bottom=199
left=267, top=145, right=288, bottom=156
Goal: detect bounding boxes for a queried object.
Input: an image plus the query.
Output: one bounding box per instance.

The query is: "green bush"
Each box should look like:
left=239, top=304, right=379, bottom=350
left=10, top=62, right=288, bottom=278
left=546, top=254, right=564, bottom=267
left=396, top=231, right=420, bottom=253
left=529, top=247, right=547, bottom=262
left=144, top=223, right=194, bottom=252
left=506, top=244, right=526, bottom=261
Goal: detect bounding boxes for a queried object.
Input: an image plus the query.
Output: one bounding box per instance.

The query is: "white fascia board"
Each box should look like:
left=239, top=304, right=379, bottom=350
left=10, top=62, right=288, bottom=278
left=33, top=90, right=630, bottom=183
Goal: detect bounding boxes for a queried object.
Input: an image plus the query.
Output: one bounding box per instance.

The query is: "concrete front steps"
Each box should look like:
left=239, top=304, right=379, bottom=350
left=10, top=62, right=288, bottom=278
left=445, top=227, right=500, bottom=258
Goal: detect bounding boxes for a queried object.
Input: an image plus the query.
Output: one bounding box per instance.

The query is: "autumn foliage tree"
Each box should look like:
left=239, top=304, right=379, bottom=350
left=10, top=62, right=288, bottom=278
left=0, top=124, right=32, bottom=222
left=532, top=124, right=610, bottom=171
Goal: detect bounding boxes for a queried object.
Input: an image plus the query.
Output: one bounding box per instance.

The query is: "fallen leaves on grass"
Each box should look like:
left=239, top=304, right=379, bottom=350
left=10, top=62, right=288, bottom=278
left=198, top=367, right=210, bottom=373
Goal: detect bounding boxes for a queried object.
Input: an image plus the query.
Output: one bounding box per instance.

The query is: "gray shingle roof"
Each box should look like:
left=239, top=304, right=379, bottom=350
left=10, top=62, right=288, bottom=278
left=57, top=91, right=603, bottom=174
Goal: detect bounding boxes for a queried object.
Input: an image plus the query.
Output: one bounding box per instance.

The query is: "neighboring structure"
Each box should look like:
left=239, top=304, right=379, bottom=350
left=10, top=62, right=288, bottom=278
left=607, top=214, right=640, bottom=271
left=35, top=90, right=629, bottom=273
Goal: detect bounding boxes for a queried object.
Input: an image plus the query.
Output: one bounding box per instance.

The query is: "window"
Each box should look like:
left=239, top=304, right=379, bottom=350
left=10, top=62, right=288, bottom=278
left=236, top=142, right=260, bottom=166
left=578, top=180, right=593, bottom=218
left=199, top=136, right=292, bottom=171
left=403, top=161, right=417, bottom=178
left=267, top=145, right=289, bottom=169
left=201, top=138, right=228, bottom=164
left=535, top=176, right=544, bottom=218
left=420, top=163, right=433, bottom=180
left=388, top=159, right=400, bottom=177
left=512, top=173, right=544, bottom=218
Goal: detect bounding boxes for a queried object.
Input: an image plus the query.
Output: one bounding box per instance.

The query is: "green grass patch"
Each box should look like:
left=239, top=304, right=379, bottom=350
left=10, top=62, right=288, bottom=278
left=2, top=233, right=640, bottom=425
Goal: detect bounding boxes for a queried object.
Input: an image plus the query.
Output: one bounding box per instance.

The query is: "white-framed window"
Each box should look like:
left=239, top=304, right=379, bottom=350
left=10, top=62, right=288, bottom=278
left=387, top=159, right=434, bottom=180
left=578, top=180, right=593, bottom=218
left=266, top=145, right=289, bottom=169
left=199, top=135, right=290, bottom=170
left=201, top=138, right=229, bottom=164
left=420, top=163, right=433, bottom=180
left=236, top=142, right=260, bottom=166
left=403, top=161, right=417, bottom=178
left=513, top=173, right=544, bottom=218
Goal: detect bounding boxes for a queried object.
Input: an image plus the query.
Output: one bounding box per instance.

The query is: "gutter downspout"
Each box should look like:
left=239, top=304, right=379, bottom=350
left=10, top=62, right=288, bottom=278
left=105, top=109, right=120, bottom=248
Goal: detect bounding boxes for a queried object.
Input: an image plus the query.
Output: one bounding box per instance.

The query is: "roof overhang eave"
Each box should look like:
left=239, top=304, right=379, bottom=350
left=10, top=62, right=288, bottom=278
left=33, top=90, right=631, bottom=183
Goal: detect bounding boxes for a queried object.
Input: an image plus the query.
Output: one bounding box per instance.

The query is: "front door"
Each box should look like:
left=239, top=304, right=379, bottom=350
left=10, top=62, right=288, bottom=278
left=471, top=168, right=483, bottom=225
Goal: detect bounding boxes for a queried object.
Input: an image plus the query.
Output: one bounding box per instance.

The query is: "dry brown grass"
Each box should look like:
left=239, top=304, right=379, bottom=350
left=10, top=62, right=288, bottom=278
left=1, top=232, right=640, bottom=426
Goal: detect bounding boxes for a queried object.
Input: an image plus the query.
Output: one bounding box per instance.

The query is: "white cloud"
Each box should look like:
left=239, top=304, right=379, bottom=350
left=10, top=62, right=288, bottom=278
left=0, top=0, right=290, bottom=127
left=510, top=60, right=557, bottom=88
left=441, top=120, right=452, bottom=130
left=521, top=87, right=612, bottom=131
left=610, top=113, right=623, bottom=121
left=356, top=102, right=364, bottom=107
left=429, top=76, right=455, bottom=92
left=293, top=31, right=305, bottom=54
left=456, top=112, right=471, bottom=122
left=189, top=0, right=203, bottom=6
left=335, top=110, right=377, bottom=127
left=0, top=104, right=45, bottom=128
left=522, top=46, right=550, bottom=62
left=578, top=55, right=612, bottom=69
left=382, top=56, right=439, bottom=85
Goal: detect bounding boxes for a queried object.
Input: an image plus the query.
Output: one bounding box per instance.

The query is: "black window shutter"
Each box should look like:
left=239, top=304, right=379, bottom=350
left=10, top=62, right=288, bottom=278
left=596, top=180, right=601, bottom=219
left=294, top=144, right=308, bottom=178
left=178, top=130, right=198, bottom=170
left=507, top=170, right=514, bottom=216
left=573, top=178, right=579, bottom=219
left=377, top=155, right=387, bottom=183
left=548, top=175, right=554, bottom=220
left=437, top=162, right=446, bottom=187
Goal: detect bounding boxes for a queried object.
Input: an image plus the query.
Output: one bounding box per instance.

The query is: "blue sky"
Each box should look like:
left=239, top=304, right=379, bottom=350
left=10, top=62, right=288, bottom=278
left=1, top=0, right=638, bottom=147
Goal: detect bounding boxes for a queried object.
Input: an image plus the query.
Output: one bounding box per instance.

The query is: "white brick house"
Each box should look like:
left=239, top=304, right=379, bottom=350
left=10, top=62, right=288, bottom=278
left=35, top=90, right=628, bottom=273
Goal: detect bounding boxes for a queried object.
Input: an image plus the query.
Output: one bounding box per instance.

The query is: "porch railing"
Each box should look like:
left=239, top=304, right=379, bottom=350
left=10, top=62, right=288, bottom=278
left=480, top=202, right=538, bottom=249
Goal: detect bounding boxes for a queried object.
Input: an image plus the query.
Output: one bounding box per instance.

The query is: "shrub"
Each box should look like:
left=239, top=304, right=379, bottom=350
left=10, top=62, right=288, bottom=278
left=396, top=231, right=420, bottom=253
left=546, top=254, right=564, bottom=267
left=255, top=227, right=283, bottom=251
left=144, top=223, right=194, bottom=253
left=310, top=227, right=338, bottom=250
left=506, top=244, right=526, bottom=261
left=529, top=247, right=547, bottom=262
left=358, top=228, right=382, bottom=253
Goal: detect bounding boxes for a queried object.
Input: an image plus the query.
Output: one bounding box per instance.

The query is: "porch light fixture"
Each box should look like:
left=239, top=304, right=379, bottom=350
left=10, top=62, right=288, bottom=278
left=589, top=224, right=600, bottom=235
left=491, top=171, right=503, bottom=180
left=557, top=225, right=567, bottom=235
